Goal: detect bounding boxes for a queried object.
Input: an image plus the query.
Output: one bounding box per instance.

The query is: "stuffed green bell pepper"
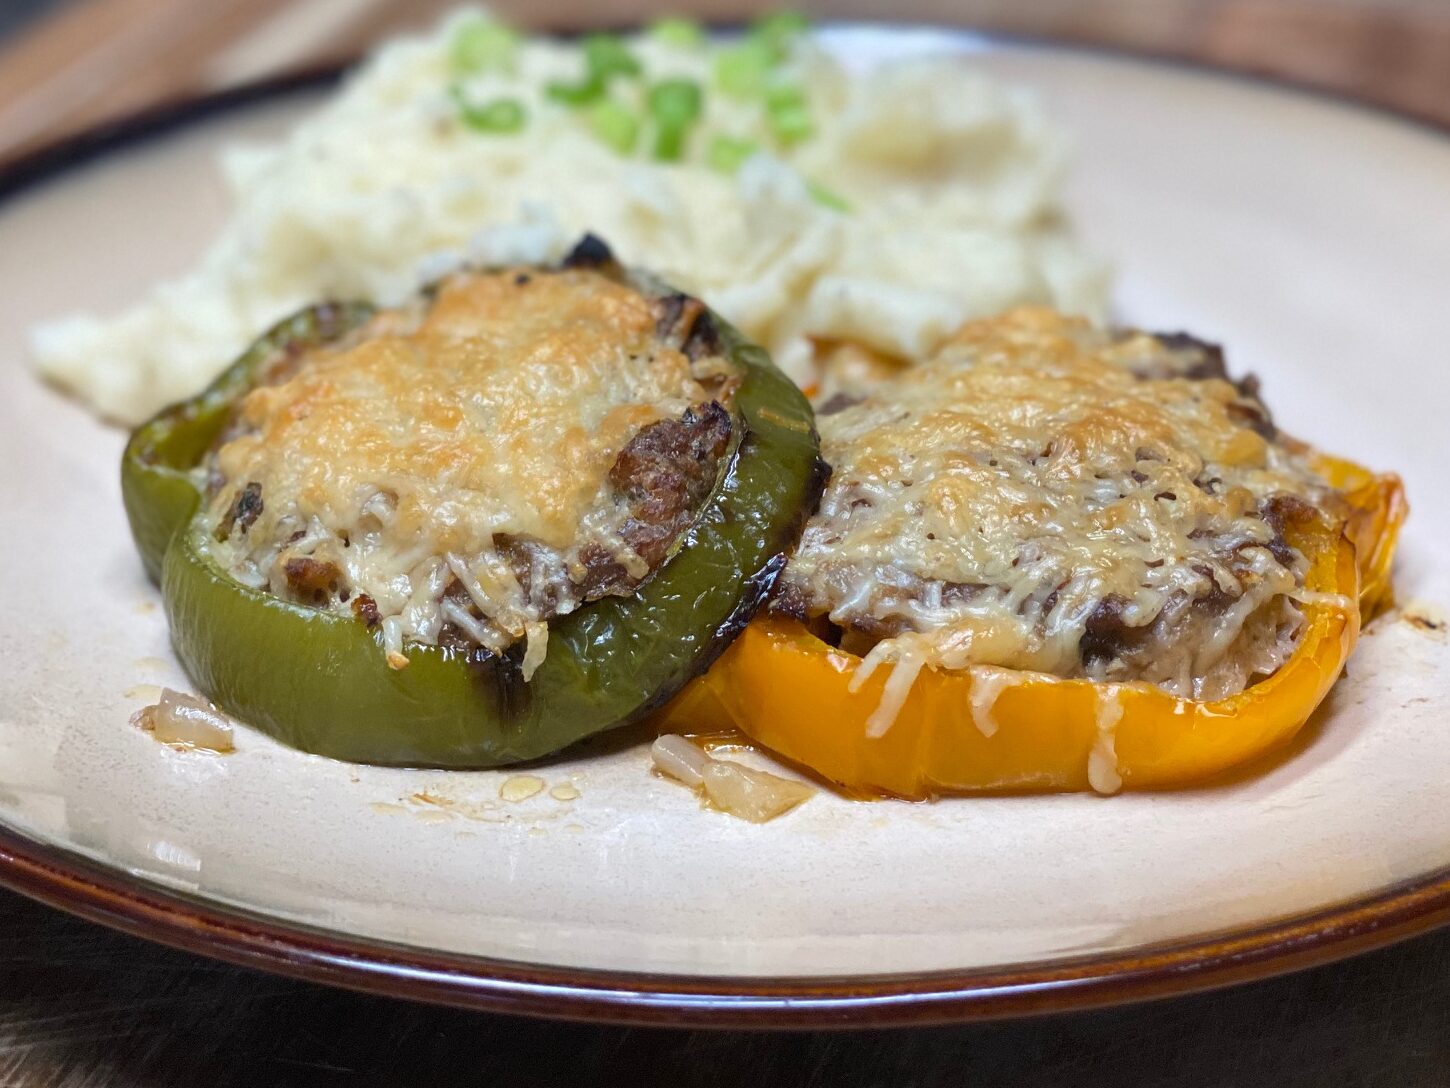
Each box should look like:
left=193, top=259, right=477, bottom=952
left=122, top=236, right=825, bottom=766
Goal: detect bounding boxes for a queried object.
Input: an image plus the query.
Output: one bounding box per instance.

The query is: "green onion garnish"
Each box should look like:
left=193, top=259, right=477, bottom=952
left=546, top=74, right=605, bottom=107
left=766, top=82, right=814, bottom=144
left=707, top=134, right=759, bottom=173
left=648, top=78, right=704, bottom=161
left=648, top=16, right=705, bottom=49
left=590, top=99, right=640, bottom=154
left=807, top=180, right=851, bottom=213
left=583, top=33, right=642, bottom=79
left=750, top=9, right=810, bottom=60
left=451, top=89, right=527, bottom=134
left=548, top=33, right=641, bottom=109
left=714, top=39, right=772, bottom=99
left=449, top=18, right=520, bottom=74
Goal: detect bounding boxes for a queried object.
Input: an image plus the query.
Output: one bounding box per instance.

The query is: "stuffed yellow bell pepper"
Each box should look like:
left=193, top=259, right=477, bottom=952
left=657, top=310, right=1407, bottom=797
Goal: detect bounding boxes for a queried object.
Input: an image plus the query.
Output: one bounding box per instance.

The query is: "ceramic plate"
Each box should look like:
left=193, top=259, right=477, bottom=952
left=1, top=28, right=1447, bottom=1027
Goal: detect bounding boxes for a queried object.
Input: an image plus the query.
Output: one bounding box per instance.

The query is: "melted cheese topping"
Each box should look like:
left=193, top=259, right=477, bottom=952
left=784, top=307, right=1341, bottom=706
left=207, top=268, right=719, bottom=668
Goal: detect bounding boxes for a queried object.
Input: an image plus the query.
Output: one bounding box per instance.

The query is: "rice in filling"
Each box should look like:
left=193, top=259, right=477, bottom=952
left=775, top=307, right=1345, bottom=716
left=203, top=262, right=735, bottom=677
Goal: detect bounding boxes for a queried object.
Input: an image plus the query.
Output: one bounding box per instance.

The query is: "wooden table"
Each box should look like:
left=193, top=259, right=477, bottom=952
left=0, top=2, right=1447, bottom=1082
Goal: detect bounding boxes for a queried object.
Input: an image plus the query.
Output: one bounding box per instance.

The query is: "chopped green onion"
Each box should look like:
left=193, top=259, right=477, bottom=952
left=648, top=16, right=705, bottom=49
left=649, top=78, right=704, bottom=126
left=750, top=9, right=810, bottom=60
left=583, top=33, right=642, bottom=79
left=548, top=33, right=641, bottom=109
left=765, top=82, right=807, bottom=112
left=769, top=105, right=814, bottom=145
left=708, top=134, right=760, bottom=173
left=449, top=18, right=520, bottom=74
left=452, top=90, right=528, bottom=134
left=765, top=82, right=814, bottom=144
left=648, top=79, right=704, bottom=161
left=714, top=39, right=773, bottom=99
left=589, top=99, right=640, bottom=154
left=546, top=73, right=605, bottom=107
left=806, top=180, right=852, bottom=213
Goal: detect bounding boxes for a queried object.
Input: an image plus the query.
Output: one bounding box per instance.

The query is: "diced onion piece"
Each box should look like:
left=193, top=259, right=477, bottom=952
left=520, top=621, right=549, bottom=681
left=131, top=688, right=236, bottom=752
left=651, top=735, right=813, bottom=822
left=651, top=733, right=709, bottom=787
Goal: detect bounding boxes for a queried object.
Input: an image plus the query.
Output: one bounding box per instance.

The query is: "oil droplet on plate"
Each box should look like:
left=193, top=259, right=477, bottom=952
left=549, top=784, right=580, bottom=802
left=124, top=684, right=163, bottom=702
left=499, top=774, right=545, bottom=802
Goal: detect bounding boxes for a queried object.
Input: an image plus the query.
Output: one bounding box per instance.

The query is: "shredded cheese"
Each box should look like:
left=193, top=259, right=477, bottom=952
left=785, top=308, right=1345, bottom=730
left=206, top=267, right=725, bottom=669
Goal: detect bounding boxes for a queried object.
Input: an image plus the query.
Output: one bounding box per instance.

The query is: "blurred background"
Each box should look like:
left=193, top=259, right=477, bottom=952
left=0, top=0, right=1447, bottom=171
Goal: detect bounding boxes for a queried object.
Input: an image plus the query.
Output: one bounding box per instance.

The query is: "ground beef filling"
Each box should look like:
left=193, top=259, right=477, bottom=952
left=774, top=308, right=1341, bottom=703
left=216, top=396, right=735, bottom=653
left=575, top=401, right=733, bottom=599
left=434, top=399, right=732, bottom=650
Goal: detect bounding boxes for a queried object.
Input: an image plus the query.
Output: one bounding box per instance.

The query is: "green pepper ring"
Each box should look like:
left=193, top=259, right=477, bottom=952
left=122, top=257, right=826, bottom=767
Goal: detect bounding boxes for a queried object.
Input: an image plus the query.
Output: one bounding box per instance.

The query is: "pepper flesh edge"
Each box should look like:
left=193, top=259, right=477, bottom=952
left=657, top=466, right=1402, bottom=798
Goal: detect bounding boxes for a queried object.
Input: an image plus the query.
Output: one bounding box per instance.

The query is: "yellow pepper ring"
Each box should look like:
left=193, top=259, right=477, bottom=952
left=1311, top=456, right=1407, bottom=618
left=658, top=461, right=1404, bottom=798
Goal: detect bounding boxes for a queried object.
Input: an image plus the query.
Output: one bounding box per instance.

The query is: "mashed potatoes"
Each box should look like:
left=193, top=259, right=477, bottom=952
left=31, top=11, right=1108, bottom=424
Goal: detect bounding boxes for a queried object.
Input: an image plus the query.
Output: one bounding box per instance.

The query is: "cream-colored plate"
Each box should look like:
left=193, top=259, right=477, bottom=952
left=0, top=30, right=1447, bottom=1020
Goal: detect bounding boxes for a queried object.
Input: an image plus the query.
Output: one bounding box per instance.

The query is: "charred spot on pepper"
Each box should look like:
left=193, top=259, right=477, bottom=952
left=769, top=579, right=810, bottom=620
left=1151, top=331, right=1227, bottom=380
left=561, top=233, right=616, bottom=270
left=628, top=550, right=797, bottom=729
left=464, top=640, right=534, bottom=723
left=648, top=290, right=725, bottom=362
left=683, top=311, right=724, bottom=362
left=1226, top=396, right=1277, bottom=440
left=653, top=292, right=701, bottom=343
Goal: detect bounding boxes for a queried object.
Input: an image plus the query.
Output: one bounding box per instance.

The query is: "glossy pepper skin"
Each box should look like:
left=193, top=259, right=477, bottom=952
left=121, top=267, right=826, bottom=767
left=657, top=469, right=1405, bottom=797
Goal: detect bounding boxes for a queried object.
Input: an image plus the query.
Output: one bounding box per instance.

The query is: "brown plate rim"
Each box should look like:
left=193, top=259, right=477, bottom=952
left=1, top=29, right=1448, bottom=1029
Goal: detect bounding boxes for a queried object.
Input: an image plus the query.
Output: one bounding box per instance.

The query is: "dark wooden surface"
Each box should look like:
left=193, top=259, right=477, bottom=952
left=0, top=883, right=1446, bottom=1086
